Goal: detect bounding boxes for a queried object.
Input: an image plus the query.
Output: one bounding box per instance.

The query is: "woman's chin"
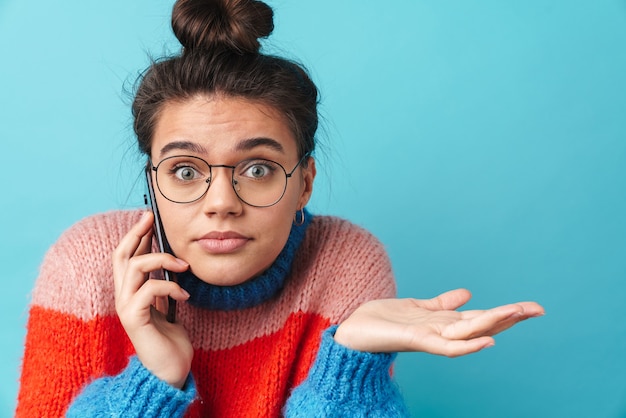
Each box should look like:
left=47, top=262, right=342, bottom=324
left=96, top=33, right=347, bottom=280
left=186, top=266, right=263, bottom=287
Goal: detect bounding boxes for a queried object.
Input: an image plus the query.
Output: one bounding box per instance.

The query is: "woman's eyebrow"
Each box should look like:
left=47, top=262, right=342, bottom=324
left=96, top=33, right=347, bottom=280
left=159, top=141, right=208, bottom=157
left=235, top=137, right=285, bottom=153
left=158, top=137, right=284, bottom=158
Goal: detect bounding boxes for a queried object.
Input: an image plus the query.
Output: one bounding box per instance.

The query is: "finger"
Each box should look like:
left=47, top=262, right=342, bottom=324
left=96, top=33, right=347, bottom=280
left=114, top=211, right=153, bottom=261
left=119, top=253, right=189, bottom=300
left=119, top=279, right=189, bottom=327
left=416, top=289, right=472, bottom=311
left=415, top=333, right=495, bottom=357
left=134, top=226, right=154, bottom=258
left=478, top=302, right=546, bottom=336
left=513, top=301, right=545, bottom=317
left=439, top=301, right=545, bottom=340
left=442, top=304, right=527, bottom=340
left=112, top=211, right=154, bottom=293
left=137, top=279, right=190, bottom=303
left=461, top=301, right=544, bottom=318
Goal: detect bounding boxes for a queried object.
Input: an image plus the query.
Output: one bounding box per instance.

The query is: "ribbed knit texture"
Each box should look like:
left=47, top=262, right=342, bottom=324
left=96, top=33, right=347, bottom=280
left=17, top=210, right=405, bottom=417
left=178, top=209, right=311, bottom=310
left=284, top=326, right=410, bottom=417
left=66, top=356, right=196, bottom=417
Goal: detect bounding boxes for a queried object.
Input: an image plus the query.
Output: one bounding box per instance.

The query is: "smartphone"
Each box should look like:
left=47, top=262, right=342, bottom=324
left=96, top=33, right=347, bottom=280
left=145, top=168, right=177, bottom=323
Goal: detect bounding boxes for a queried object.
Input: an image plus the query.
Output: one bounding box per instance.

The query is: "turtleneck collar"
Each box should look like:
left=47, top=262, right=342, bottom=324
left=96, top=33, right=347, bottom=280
left=176, top=209, right=312, bottom=311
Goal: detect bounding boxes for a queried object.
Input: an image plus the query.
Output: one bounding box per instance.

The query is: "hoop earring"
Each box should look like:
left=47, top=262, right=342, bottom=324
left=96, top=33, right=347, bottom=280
left=293, top=208, right=305, bottom=226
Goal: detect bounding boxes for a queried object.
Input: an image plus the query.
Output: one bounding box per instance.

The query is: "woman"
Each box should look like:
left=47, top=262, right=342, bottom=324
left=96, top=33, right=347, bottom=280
left=16, top=0, right=544, bottom=416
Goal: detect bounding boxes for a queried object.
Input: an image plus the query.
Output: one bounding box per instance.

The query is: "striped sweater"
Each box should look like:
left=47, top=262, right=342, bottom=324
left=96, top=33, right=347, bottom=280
left=17, top=210, right=408, bottom=417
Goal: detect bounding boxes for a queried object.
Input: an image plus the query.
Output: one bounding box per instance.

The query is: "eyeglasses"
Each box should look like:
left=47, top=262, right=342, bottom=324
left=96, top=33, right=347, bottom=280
left=150, top=154, right=309, bottom=207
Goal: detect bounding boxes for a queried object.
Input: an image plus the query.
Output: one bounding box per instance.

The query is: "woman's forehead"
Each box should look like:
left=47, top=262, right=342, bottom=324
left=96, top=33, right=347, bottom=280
left=152, top=95, right=297, bottom=159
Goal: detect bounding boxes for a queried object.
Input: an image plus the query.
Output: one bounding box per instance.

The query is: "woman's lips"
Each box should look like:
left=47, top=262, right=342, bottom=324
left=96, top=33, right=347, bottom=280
left=196, top=231, right=250, bottom=254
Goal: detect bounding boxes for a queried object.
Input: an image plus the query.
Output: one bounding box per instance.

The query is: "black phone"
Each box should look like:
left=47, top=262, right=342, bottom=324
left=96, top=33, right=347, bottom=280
left=145, top=168, right=177, bottom=323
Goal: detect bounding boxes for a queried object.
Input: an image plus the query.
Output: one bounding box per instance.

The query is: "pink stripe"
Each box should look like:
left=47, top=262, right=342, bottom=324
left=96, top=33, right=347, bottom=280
left=31, top=211, right=396, bottom=350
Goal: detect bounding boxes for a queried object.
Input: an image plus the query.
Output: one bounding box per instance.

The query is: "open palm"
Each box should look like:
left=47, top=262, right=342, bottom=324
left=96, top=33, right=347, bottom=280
left=334, top=289, right=545, bottom=356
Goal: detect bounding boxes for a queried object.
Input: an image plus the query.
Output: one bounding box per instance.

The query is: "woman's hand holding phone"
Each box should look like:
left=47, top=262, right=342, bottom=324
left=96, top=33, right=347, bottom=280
left=112, top=211, right=193, bottom=389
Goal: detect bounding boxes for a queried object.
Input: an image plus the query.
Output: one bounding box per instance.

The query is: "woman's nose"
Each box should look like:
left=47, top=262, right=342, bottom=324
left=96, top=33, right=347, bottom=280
left=201, top=167, right=243, bottom=216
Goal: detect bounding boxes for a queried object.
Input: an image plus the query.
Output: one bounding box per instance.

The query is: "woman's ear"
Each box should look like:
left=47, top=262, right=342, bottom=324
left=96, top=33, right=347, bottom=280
left=297, top=157, right=316, bottom=209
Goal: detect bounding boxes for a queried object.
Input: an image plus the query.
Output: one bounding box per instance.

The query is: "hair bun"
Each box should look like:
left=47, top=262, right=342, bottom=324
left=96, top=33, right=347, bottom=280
left=172, top=0, right=274, bottom=54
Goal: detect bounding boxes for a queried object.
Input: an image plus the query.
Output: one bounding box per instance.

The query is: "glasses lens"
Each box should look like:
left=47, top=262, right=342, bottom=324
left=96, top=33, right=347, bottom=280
left=155, top=156, right=211, bottom=203
left=233, top=159, right=288, bottom=207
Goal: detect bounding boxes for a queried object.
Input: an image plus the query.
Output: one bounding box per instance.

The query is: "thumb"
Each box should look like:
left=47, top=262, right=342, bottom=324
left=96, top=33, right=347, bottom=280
left=420, top=288, right=472, bottom=311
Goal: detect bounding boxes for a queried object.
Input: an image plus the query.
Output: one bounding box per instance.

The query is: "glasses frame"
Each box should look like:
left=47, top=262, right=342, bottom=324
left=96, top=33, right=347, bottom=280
left=149, top=153, right=310, bottom=208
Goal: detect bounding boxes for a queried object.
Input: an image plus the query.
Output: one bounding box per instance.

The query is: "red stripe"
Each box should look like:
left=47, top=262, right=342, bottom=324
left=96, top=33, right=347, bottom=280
left=18, top=306, right=330, bottom=418
left=186, top=311, right=329, bottom=417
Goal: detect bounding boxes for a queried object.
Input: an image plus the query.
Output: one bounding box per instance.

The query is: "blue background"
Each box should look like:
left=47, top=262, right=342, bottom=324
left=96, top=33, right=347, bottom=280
left=1, top=1, right=625, bottom=417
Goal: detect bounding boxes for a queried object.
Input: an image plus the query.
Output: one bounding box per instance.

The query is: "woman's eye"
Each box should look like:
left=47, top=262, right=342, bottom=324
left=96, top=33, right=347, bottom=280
left=247, top=164, right=269, bottom=178
left=174, top=166, right=198, bottom=181
left=237, top=158, right=282, bottom=182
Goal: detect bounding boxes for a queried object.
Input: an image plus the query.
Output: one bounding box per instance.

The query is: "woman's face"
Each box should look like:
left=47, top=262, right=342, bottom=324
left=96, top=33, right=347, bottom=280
left=150, top=94, right=315, bottom=286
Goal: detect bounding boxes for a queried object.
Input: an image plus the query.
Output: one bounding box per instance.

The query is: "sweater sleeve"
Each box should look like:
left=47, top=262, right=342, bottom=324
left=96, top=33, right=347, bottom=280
left=66, top=356, right=196, bottom=417
left=284, top=326, right=410, bottom=417
left=15, top=211, right=149, bottom=417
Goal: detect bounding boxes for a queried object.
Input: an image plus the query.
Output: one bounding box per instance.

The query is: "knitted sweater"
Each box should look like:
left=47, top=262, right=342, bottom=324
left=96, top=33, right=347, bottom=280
left=17, top=210, right=409, bottom=417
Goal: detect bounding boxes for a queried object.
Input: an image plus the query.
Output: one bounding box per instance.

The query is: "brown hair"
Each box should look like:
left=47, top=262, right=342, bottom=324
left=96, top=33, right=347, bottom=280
left=132, top=0, right=318, bottom=160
